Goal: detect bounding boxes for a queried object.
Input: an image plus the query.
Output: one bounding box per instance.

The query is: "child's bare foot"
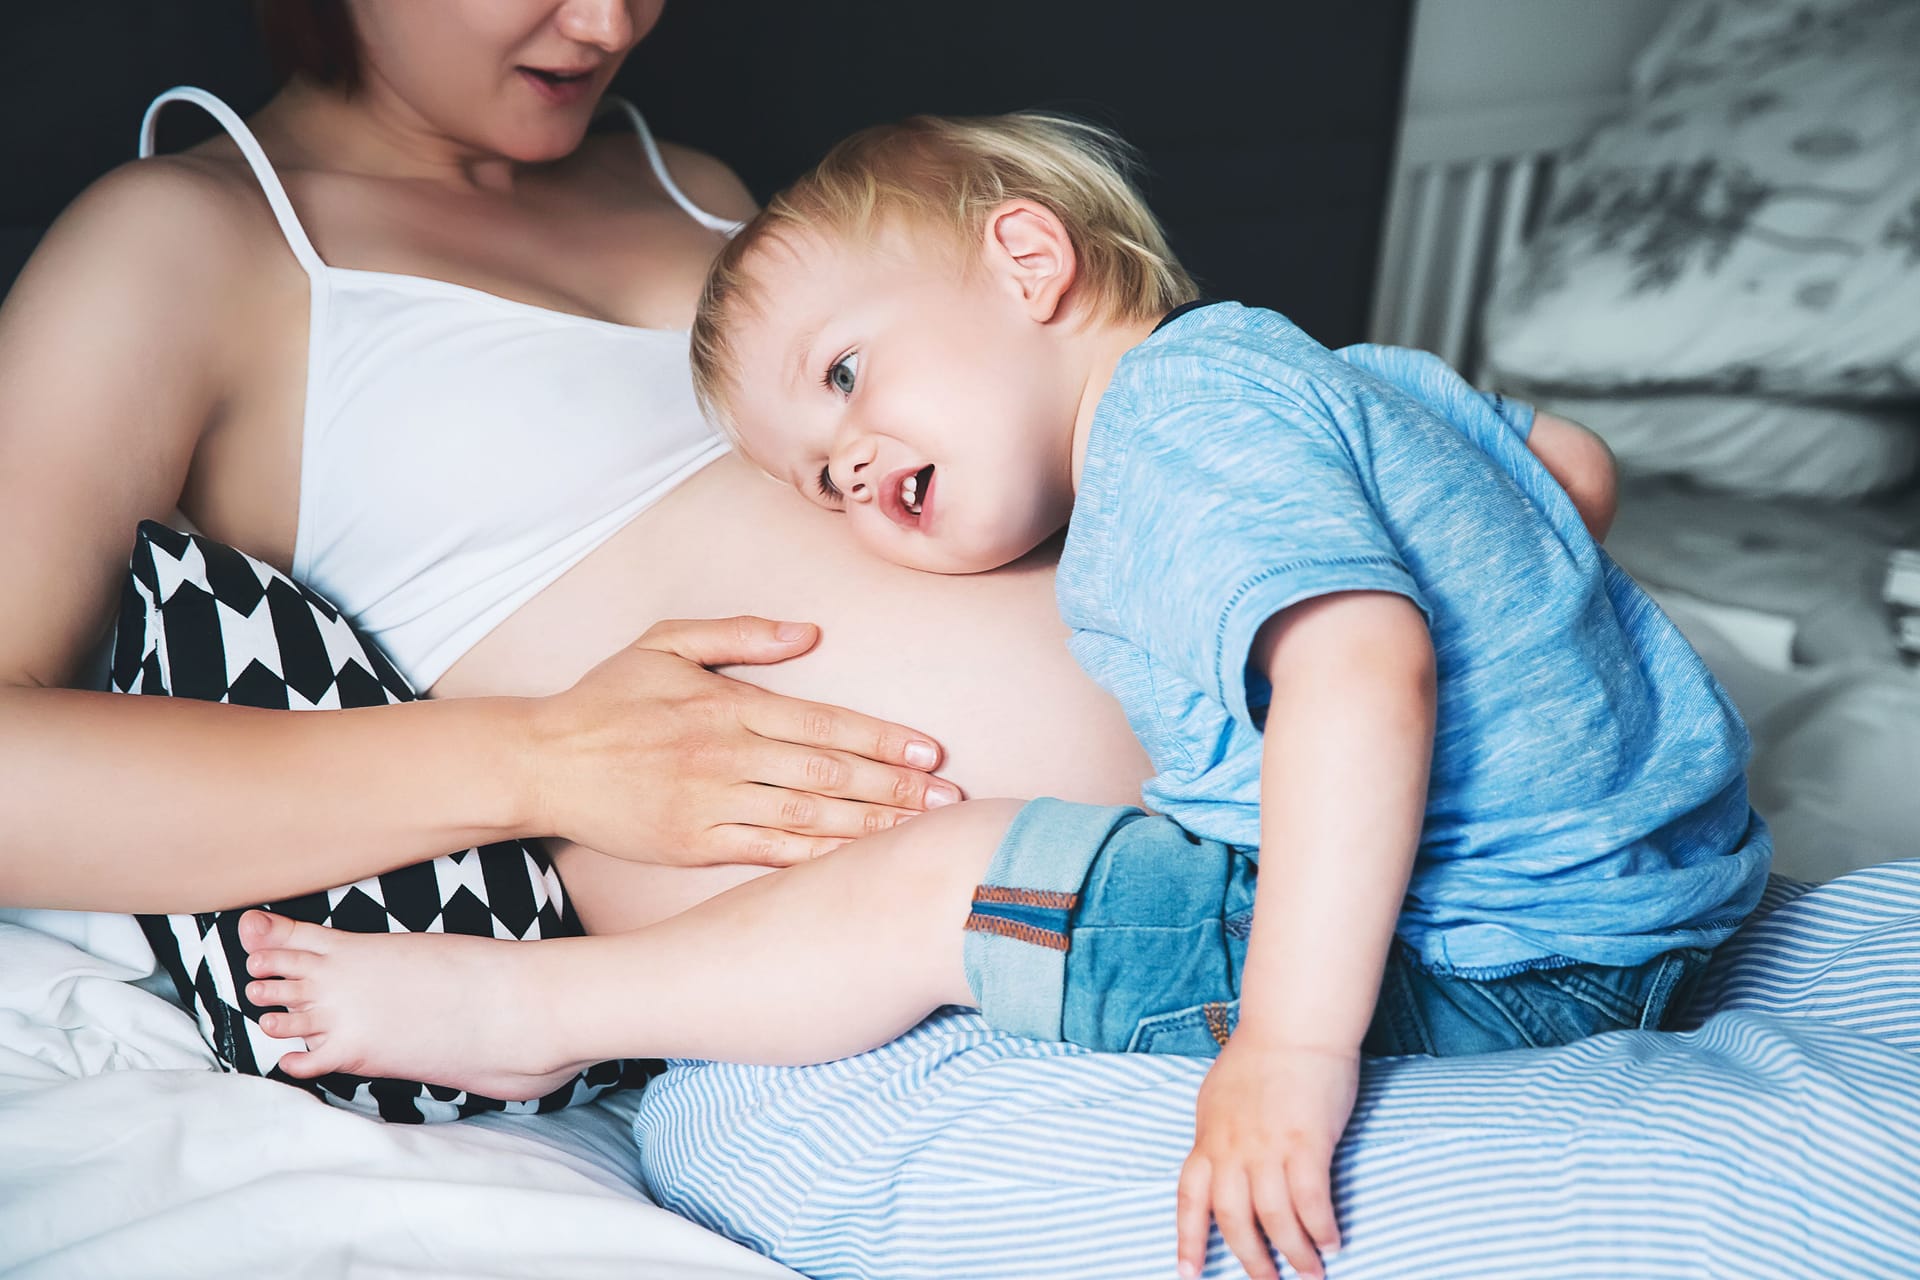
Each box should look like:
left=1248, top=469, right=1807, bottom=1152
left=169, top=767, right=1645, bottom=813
left=238, top=910, right=597, bottom=1101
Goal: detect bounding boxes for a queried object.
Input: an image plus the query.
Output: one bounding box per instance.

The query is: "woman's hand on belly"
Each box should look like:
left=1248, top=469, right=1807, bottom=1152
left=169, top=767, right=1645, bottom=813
left=527, top=613, right=961, bottom=868
left=442, top=453, right=1156, bottom=932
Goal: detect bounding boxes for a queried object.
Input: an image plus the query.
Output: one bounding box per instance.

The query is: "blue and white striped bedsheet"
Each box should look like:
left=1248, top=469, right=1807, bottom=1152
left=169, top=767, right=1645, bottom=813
left=636, top=864, right=1920, bottom=1278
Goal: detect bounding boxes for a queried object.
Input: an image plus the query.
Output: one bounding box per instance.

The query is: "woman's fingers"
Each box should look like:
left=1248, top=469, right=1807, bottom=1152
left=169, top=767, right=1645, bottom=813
left=541, top=617, right=957, bottom=866
left=748, top=737, right=960, bottom=812
left=634, top=615, right=822, bottom=668
left=707, top=824, right=849, bottom=868
left=737, top=782, right=922, bottom=841
left=739, top=687, right=947, bottom=777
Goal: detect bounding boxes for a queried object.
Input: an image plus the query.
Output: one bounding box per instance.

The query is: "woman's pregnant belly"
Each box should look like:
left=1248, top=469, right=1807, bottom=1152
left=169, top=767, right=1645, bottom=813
left=431, top=452, right=1152, bottom=934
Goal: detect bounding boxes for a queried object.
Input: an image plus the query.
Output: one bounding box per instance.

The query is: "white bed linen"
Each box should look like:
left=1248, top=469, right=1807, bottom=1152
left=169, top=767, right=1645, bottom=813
left=0, top=920, right=798, bottom=1280
left=1647, top=587, right=1920, bottom=884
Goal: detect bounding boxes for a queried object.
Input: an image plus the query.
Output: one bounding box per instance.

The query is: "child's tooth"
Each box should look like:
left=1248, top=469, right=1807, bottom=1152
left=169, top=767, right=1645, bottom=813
left=903, top=475, right=918, bottom=504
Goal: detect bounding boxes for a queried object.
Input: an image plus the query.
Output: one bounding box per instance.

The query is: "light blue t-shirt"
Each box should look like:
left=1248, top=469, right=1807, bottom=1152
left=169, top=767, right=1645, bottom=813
left=1057, top=303, right=1770, bottom=976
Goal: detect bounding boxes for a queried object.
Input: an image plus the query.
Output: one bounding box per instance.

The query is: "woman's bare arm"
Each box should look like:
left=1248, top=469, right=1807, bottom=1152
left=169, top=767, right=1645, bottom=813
left=0, top=160, right=552, bottom=911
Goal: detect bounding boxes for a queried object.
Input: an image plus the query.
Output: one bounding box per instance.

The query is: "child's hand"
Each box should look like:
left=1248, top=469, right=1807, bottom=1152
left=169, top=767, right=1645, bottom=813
left=1176, top=1036, right=1356, bottom=1280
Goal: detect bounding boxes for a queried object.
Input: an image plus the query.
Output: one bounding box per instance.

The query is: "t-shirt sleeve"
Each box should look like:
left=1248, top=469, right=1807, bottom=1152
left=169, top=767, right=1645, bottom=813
left=1335, top=343, right=1535, bottom=441
left=1110, top=396, right=1430, bottom=729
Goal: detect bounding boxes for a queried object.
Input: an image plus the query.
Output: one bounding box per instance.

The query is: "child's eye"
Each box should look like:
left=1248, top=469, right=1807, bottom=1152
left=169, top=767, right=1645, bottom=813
left=815, top=464, right=842, bottom=504
left=823, top=351, right=860, bottom=396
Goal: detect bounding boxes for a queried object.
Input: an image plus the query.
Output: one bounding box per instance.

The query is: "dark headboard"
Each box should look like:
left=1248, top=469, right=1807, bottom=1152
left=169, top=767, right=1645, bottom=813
left=1, top=2, right=1409, bottom=345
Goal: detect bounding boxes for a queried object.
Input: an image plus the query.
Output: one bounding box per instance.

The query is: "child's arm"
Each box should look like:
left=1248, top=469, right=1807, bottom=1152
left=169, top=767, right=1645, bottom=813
left=1176, top=591, right=1435, bottom=1280
left=1526, top=410, right=1618, bottom=542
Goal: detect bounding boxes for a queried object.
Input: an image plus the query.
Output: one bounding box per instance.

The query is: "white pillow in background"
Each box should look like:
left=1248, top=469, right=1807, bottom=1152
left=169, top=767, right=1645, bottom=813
left=1546, top=393, right=1920, bottom=499
left=1483, top=0, right=1920, bottom=401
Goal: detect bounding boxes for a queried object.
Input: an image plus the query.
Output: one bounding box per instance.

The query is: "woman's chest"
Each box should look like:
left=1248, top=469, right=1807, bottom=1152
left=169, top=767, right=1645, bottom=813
left=185, top=162, right=719, bottom=572
left=290, top=166, right=719, bottom=330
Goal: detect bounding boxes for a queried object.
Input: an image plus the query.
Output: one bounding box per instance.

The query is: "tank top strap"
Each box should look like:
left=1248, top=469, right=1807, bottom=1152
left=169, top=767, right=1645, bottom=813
left=601, top=97, right=746, bottom=238
left=139, top=86, right=326, bottom=278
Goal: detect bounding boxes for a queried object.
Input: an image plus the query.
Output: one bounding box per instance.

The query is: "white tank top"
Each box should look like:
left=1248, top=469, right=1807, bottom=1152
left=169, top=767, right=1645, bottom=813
left=139, top=87, right=740, bottom=691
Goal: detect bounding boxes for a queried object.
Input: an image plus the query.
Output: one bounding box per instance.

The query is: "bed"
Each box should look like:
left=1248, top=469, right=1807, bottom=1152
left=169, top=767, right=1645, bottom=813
left=6, top=2, right=1919, bottom=1276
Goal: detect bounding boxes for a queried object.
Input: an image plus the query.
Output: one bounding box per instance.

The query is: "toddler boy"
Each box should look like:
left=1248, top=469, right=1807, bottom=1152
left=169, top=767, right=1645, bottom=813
left=690, top=114, right=1770, bottom=1280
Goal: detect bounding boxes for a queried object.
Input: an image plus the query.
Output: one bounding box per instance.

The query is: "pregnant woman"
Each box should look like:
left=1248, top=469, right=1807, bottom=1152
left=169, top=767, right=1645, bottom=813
left=3, top=3, right=1916, bottom=1278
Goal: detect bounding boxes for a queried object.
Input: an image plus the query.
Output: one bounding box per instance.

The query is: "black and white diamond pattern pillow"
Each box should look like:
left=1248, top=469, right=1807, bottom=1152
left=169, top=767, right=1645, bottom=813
left=112, top=521, right=658, bottom=1122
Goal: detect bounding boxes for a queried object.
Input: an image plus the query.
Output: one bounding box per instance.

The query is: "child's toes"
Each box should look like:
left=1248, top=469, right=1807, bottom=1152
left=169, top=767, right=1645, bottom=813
left=260, top=1009, right=318, bottom=1041
left=239, top=909, right=293, bottom=950
left=246, top=948, right=315, bottom=980
left=239, top=910, right=334, bottom=955
left=277, top=1033, right=362, bottom=1080
left=245, top=978, right=309, bottom=1010
left=273, top=1046, right=332, bottom=1079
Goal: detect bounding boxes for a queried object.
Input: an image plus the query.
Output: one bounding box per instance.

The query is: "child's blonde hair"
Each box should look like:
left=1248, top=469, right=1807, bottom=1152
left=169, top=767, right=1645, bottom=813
left=690, top=112, right=1199, bottom=441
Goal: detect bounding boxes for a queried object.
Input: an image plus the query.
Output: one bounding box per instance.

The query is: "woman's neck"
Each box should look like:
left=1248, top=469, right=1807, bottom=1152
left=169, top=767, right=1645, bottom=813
left=257, top=77, right=526, bottom=194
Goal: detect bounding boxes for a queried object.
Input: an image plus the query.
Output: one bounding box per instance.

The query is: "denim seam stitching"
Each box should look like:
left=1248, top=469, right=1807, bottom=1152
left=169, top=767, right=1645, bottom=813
left=963, top=913, right=1070, bottom=952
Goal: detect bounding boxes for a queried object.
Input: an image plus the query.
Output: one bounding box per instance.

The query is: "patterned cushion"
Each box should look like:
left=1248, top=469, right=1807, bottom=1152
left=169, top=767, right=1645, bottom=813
left=112, top=521, right=657, bottom=1122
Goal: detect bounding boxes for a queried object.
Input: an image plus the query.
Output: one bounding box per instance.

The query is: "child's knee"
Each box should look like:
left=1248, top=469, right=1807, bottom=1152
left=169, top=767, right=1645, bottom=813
left=855, top=797, right=1026, bottom=908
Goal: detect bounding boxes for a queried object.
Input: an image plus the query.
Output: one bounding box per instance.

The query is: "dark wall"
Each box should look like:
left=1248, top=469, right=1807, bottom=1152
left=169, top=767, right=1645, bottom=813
left=623, top=3, right=1410, bottom=344
left=0, top=4, right=274, bottom=292
left=0, top=2, right=1409, bottom=344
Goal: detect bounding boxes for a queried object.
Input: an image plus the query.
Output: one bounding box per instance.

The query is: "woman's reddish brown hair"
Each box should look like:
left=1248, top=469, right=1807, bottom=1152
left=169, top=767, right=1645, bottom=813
left=254, top=0, right=362, bottom=90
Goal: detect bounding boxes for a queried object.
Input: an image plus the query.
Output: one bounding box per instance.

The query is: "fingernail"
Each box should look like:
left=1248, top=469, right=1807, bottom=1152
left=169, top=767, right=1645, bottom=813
left=904, top=741, right=938, bottom=768
left=776, top=621, right=810, bottom=641
left=925, top=783, right=960, bottom=807
left=1177, top=1263, right=1198, bottom=1280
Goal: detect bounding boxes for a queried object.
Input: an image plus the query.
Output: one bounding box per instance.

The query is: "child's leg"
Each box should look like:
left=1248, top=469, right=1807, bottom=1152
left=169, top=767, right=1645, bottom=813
left=964, top=799, right=1260, bottom=1056
left=240, top=799, right=1025, bottom=1099
left=968, top=800, right=1715, bottom=1062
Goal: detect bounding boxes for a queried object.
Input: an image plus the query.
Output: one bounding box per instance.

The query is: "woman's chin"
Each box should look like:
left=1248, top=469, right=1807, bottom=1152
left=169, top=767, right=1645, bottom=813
left=498, top=125, right=595, bottom=165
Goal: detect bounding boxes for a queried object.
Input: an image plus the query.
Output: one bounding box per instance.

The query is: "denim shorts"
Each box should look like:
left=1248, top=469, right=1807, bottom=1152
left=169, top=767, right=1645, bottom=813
left=961, top=799, right=1713, bottom=1058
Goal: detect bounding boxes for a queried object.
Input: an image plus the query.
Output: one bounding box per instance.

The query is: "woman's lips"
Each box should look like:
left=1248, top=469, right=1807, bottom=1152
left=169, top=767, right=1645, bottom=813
left=518, top=67, right=598, bottom=106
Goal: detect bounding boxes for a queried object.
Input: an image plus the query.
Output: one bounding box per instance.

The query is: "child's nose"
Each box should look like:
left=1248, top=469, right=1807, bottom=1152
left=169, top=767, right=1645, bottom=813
left=833, top=437, right=878, bottom=502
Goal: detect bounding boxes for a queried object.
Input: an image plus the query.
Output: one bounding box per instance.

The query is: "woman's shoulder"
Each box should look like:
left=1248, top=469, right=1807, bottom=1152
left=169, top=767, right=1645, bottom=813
left=43, top=148, right=291, bottom=291
left=651, top=140, right=759, bottom=222
left=575, top=129, right=759, bottom=224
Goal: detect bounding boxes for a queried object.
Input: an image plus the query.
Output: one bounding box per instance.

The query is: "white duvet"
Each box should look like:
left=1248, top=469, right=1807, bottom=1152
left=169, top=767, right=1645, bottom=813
left=0, top=917, right=797, bottom=1280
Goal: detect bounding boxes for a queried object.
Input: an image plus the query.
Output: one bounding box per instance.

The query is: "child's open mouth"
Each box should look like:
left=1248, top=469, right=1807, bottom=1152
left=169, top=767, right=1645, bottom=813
left=881, top=463, right=937, bottom=530
left=901, top=464, right=934, bottom=517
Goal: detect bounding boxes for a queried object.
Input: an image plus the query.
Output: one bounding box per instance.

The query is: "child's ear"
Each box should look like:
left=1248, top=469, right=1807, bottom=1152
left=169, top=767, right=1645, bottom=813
left=984, top=200, right=1077, bottom=322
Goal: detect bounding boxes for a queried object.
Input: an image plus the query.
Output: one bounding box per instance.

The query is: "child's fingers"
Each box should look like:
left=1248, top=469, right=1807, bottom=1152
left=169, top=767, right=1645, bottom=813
left=1289, top=1156, right=1343, bottom=1256
left=1253, top=1169, right=1323, bottom=1280
left=1175, top=1153, right=1214, bottom=1280
left=1211, top=1166, right=1279, bottom=1280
